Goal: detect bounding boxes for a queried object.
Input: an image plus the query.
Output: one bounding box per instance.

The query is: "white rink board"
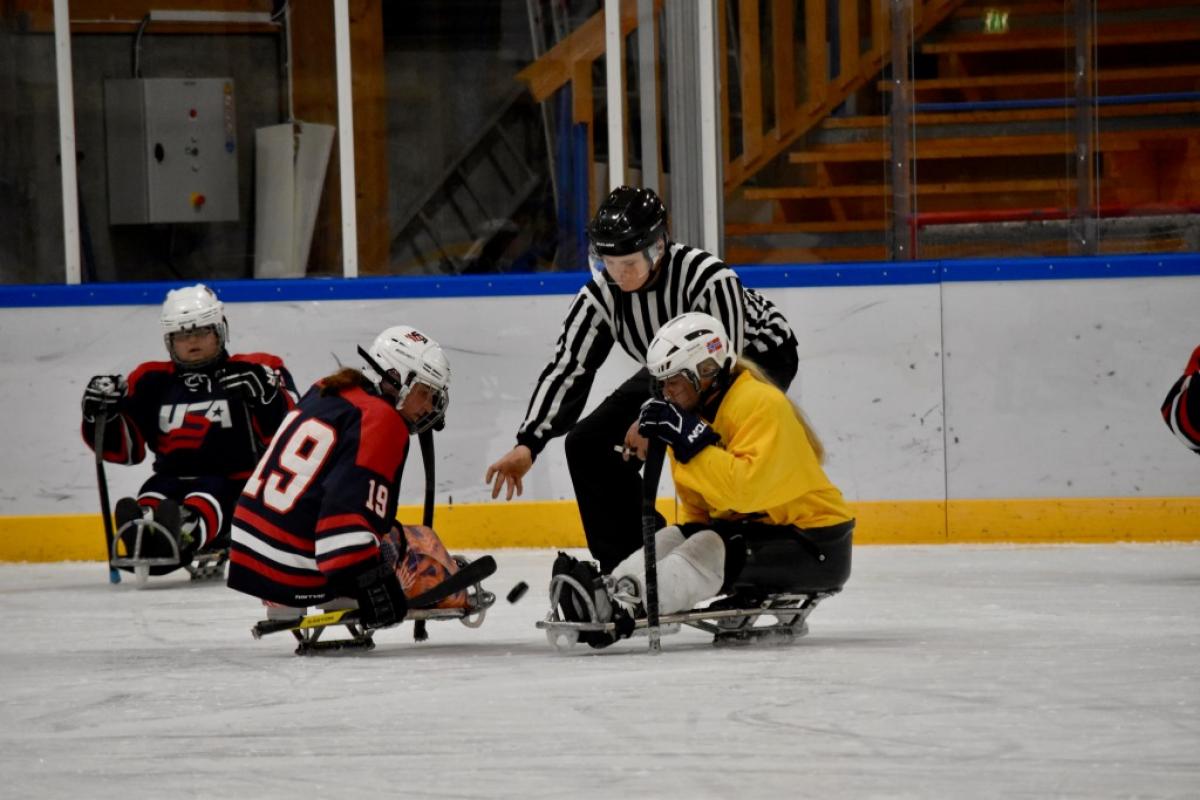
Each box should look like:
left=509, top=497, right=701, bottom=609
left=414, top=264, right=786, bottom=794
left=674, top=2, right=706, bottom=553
left=0, top=274, right=1194, bottom=518
left=941, top=276, right=1200, bottom=498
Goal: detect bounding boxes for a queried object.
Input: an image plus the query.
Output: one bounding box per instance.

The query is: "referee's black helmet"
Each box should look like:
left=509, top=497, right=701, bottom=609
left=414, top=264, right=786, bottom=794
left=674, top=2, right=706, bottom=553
left=587, top=186, right=667, bottom=257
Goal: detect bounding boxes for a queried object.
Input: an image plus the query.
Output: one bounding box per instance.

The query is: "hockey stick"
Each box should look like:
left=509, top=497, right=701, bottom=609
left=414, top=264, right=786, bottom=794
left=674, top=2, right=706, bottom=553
left=415, top=428, right=436, bottom=640
left=251, top=554, right=497, bottom=638
left=93, top=413, right=121, bottom=584
left=641, top=439, right=666, bottom=654
left=419, top=428, right=435, bottom=527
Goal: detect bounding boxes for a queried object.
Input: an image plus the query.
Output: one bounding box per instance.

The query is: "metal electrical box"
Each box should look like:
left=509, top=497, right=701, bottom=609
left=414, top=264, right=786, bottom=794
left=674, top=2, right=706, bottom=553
left=104, top=78, right=239, bottom=225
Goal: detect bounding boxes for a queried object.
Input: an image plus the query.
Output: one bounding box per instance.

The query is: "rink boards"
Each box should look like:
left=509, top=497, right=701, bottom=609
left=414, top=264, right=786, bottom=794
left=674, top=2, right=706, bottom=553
left=1, top=254, right=1197, bottom=559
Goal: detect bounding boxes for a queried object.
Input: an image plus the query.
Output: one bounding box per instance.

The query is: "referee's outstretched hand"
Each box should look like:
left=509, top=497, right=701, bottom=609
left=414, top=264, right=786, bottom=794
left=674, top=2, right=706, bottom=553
left=486, top=445, right=533, bottom=501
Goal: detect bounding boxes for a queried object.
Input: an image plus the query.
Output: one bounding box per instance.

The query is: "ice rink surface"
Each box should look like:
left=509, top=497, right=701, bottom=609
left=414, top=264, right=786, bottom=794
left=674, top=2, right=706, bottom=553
left=1, top=544, right=1198, bottom=799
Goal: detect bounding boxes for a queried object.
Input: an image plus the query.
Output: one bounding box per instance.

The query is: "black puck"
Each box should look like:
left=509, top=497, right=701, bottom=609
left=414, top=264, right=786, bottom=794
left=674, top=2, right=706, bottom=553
left=506, top=581, right=529, bottom=604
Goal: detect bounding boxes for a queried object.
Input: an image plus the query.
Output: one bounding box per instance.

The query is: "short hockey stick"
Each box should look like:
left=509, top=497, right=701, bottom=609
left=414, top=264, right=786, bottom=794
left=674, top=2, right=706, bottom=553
left=641, top=439, right=666, bottom=653
left=251, top=554, right=497, bottom=638
left=93, top=413, right=121, bottom=584
left=414, top=427, right=436, bottom=640
left=419, top=428, right=436, bottom=527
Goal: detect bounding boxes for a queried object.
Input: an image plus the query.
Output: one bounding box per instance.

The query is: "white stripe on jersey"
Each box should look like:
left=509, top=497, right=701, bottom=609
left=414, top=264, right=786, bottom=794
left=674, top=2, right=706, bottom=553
left=232, top=524, right=318, bottom=570
left=183, top=490, right=222, bottom=546
left=526, top=292, right=611, bottom=442
left=518, top=242, right=793, bottom=450
left=315, top=530, right=378, bottom=557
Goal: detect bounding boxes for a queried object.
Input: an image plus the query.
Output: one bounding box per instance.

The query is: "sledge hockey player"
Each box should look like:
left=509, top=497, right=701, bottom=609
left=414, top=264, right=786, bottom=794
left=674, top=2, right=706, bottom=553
left=1162, top=344, right=1200, bottom=454
left=550, top=312, right=854, bottom=648
left=81, top=284, right=297, bottom=578
left=227, top=325, right=465, bottom=637
left=486, top=185, right=799, bottom=573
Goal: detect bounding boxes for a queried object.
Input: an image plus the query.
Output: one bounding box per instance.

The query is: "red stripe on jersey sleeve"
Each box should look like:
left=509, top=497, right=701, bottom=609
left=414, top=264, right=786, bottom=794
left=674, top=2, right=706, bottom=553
left=230, top=352, right=287, bottom=370
left=1185, top=345, right=1200, bottom=375
left=125, top=361, right=174, bottom=399
left=340, top=386, right=409, bottom=480
left=316, top=513, right=375, bottom=534
left=234, top=505, right=317, bottom=553
left=318, top=548, right=379, bottom=574
left=229, top=549, right=327, bottom=587
left=1177, top=384, right=1200, bottom=444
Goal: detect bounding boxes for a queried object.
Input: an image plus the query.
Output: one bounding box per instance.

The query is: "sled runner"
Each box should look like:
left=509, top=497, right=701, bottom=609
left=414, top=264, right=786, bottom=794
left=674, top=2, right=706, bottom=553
left=537, top=582, right=838, bottom=651
left=251, top=555, right=497, bottom=656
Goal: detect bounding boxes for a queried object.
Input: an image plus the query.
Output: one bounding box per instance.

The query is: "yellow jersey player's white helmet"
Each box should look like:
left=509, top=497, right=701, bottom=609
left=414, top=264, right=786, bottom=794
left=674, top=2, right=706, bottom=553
left=358, top=325, right=451, bottom=433
left=645, top=312, right=733, bottom=396
left=160, top=284, right=228, bottom=366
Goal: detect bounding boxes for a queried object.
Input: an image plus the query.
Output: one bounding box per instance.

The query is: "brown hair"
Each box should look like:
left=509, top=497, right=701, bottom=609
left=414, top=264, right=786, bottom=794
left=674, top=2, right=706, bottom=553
left=733, top=357, right=825, bottom=464
left=319, top=367, right=374, bottom=396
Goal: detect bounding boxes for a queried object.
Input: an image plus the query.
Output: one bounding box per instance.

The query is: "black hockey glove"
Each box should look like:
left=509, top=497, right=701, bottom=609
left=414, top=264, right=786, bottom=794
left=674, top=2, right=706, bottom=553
left=217, top=362, right=279, bottom=406
left=352, top=562, right=408, bottom=629
left=82, top=375, right=126, bottom=422
left=637, top=398, right=720, bottom=464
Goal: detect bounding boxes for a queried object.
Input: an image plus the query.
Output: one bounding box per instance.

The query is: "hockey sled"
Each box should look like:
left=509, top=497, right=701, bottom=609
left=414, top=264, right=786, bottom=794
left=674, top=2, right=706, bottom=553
left=110, top=508, right=227, bottom=587
left=251, top=555, right=497, bottom=656
left=537, top=576, right=839, bottom=650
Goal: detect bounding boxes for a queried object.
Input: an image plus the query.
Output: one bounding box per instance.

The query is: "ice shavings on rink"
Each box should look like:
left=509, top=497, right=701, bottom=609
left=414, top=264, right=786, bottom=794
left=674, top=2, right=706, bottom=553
left=1, top=544, right=1198, bottom=799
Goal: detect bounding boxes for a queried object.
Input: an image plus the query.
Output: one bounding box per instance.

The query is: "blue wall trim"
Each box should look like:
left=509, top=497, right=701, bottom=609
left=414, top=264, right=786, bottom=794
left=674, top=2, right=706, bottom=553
left=1, top=253, right=1197, bottom=307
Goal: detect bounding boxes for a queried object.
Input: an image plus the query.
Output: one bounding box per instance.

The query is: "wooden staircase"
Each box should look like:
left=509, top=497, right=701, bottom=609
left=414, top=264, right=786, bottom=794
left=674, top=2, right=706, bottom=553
left=727, top=0, right=1200, bottom=262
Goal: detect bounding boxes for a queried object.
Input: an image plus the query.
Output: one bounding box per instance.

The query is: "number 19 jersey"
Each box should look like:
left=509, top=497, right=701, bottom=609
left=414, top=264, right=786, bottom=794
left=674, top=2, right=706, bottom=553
left=227, top=382, right=410, bottom=607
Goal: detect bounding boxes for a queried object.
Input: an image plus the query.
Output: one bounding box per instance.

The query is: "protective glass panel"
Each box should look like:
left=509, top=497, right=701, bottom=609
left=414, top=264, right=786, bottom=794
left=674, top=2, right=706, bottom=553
left=383, top=0, right=567, bottom=275
left=0, top=12, right=65, bottom=283
left=1090, top=1, right=1200, bottom=255
left=905, top=1, right=1077, bottom=259
left=62, top=1, right=340, bottom=282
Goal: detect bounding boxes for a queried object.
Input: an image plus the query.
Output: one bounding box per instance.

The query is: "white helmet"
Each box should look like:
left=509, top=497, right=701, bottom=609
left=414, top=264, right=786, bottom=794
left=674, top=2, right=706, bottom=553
left=161, top=284, right=228, bottom=365
left=646, top=312, right=733, bottom=395
left=358, top=325, right=451, bottom=433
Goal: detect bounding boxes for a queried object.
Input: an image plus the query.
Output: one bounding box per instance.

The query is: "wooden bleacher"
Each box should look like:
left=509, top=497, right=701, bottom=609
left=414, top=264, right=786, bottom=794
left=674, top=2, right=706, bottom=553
left=726, top=0, right=1200, bottom=263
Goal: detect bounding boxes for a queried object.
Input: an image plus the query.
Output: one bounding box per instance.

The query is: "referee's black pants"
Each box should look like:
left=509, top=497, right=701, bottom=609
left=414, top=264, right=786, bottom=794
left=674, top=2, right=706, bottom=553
left=564, top=337, right=799, bottom=573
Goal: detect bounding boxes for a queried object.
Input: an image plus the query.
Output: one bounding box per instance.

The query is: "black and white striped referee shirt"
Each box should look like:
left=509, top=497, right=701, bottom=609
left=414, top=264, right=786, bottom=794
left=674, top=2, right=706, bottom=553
left=515, top=242, right=794, bottom=456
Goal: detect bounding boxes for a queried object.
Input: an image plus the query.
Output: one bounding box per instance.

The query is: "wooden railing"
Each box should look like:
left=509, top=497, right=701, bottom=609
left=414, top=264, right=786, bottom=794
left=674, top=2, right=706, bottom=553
left=515, top=0, right=967, bottom=199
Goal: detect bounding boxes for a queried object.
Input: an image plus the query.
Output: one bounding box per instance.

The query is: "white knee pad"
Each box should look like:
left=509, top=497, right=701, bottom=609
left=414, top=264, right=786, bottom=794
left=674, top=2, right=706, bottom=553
left=611, top=526, right=686, bottom=585
left=655, top=531, right=725, bottom=614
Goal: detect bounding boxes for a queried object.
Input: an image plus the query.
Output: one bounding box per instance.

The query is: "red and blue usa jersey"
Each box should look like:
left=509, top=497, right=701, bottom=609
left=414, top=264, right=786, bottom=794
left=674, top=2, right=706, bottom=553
left=81, top=353, right=298, bottom=479
left=227, top=382, right=411, bottom=606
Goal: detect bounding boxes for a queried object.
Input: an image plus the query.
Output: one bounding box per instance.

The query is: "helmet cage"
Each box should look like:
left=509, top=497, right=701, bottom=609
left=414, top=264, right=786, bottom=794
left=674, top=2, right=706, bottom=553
left=646, top=312, right=733, bottom=402
left=651, top=358, right=722, bottom=399
left=357, top=341, right=450, bottom=435
left=160, top=284, right=228, bottom=367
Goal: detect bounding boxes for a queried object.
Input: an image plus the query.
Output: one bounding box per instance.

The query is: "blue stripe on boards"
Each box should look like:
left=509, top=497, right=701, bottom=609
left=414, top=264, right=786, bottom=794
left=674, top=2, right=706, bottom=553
left=1, top=253, right=1198, bottom=307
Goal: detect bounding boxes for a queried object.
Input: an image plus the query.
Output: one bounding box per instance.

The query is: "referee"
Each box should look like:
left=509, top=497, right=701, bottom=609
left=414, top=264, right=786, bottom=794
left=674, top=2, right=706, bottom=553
left=485, top=186, right=799, bottom=572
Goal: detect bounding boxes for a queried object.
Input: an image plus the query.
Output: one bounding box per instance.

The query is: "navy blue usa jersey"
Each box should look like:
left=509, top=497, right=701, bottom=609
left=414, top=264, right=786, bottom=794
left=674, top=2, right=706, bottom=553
left=82, top=353, right=297, bottom=480
left=227, top=381, right=411, bottom=606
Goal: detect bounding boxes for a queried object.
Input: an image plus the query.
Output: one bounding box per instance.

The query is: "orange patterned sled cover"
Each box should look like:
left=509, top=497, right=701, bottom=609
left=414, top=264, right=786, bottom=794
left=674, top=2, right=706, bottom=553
left=393, top=524, right=469, bottom=609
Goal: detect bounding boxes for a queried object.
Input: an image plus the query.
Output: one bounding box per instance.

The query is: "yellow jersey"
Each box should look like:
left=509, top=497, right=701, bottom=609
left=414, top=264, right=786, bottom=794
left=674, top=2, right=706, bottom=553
left=669, top=370, right=852, bottom=530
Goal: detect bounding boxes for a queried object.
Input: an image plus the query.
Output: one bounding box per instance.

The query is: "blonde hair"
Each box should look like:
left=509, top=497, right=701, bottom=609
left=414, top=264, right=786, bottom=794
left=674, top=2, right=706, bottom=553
left=732, top=356, right=825, bottom=464
left=319, top=367, right=374, bottom=396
